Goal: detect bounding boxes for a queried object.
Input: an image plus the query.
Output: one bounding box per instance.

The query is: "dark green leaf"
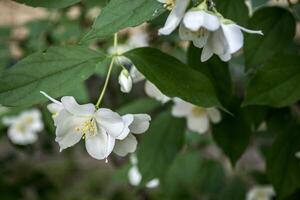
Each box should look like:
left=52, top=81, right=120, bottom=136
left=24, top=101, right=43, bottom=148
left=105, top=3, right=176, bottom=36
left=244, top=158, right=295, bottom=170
left=218, top=177, right=247, bottom=200
left=187, top=44, right=232, bottom=107
left=137, top=111, right=185, bottom=182
left=244, top=7, right=296, bottom=68
left=0, top=45, right=104, bottom=107
left=266, top=121, right=300, bottom=199
left=214, top=0, right=249, bottom=25
left=243, top=54, right=300, bottom=107
left=14, top=0, right=81, bottom=8
left=81, top=0, right=163, bottom=42
left=117, top=98, right=160, bottom=115
left=212, top=100, right=252, bottom=165
left=125, top=47, right=224, bottom=109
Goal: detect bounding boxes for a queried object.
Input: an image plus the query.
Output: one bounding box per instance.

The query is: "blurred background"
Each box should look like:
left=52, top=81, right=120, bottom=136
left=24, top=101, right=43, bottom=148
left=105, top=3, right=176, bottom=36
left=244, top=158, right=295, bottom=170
left=0, top=0, right=300, bottom=199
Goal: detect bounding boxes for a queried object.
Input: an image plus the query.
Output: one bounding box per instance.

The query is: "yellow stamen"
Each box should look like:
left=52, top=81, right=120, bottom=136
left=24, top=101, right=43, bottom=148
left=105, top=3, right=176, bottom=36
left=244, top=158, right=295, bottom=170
left=75, top=118, right=97, bottom=139
left=164, top=0, right=176, bottom=10
left=192, top=107, right=205, bottom=117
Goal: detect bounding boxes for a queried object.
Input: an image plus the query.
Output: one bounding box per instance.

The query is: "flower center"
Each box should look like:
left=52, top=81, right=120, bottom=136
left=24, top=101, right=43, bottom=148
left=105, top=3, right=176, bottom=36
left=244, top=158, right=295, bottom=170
left=164, top=0, right=176, bottom=10
left=191, top=107, right=205, bottom=117
left=15, top=116, right=34, bottom=133
left=196, top=28, right=208, bottom=37
left=75, top=118, right=97, bottom=138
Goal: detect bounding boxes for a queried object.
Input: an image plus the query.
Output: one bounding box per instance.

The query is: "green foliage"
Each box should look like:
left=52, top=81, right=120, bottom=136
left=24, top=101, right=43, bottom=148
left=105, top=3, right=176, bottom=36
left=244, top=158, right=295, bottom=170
left=244, top=7, right=296, bottom=69
left=117, top=98, right=160, bottom=115
left=244, top=54, right=300, bottom=107
left=187, top=44, right=232, bottom=107
left=125, top=47, right=224, bottom=109
left=14, top=0, right=81, bottom=8
left=212, top=100, right=252, bottom=165
left=214, top=0, right=249, bottom=25
left=81, top=0, right=163, bottom=42
left=0, top=45, right=104, bottom=107
left=266, top=115, right=300, bottom=199
left=137, top=111, right=185, bottom=183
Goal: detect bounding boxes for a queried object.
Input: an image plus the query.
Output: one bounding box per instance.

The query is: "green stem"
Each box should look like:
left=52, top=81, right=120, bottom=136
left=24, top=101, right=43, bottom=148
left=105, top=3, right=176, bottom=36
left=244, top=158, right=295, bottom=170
left=95, top=33, right=118, bottom=109
left=95, top=57, right=115, bottom=109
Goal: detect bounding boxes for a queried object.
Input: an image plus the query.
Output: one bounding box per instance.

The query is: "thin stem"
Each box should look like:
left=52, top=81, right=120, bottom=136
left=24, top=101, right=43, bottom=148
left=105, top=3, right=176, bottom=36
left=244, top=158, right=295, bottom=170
left=95, top=33, right=118, bottom=108
left=95, top=58, right=115, bottom=109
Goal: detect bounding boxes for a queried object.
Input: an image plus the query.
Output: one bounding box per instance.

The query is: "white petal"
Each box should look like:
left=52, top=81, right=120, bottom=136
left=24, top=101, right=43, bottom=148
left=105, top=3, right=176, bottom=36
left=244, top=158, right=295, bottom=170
left=61, top=96, right=95, bottom=116
left=2, top=116, right=19, bottom=126
left=128, top=165, right=142, bottom=186
left=158, top=0, right=190, bottom=35
left=113, top=134, right=137, bottom=157
left=144, top=81, right=170, bottom=103
left=40, top=91, right=62, bottom=105
left=146, top=179, right=160, bottom=188
left=56, top=128, right=83, bottom=151
left=47, top=103, right=63, bottom=114
left=129, top=114, right=151, bottom=134
left=117, top=114, right=134, bottom=140
left=237, top=25, right=263, bottom=35
left=55, top=110, right=84, bottom=137
left=193, top=31, right=209, bottom=48
left=187, top=114, right=209, bottom=134
left=157, top=0, right=166, bottom=3
left=210, top=28, right=229, bottom=55
left=85, top=127, right=115, bottom=160
left=171, top=98, right=194, bottom=117
left=218, top=51, right=232, bottom=62
left=95, top=108, right=124, bottom=138
left=221, top=24, right=244, bottom=54
left=246, top=186, right=275, bottom=200
left=179, top=23, right=195, bottom=41
left=201, top=44, right=214, bottom=62
left=118, top=70, right=133, bottom=93
left=130, top=66, right=145, bottom=83
left=8, top=128, right=38, bottom=145
left=206, top=108, right=221, bottom=123
left=183, top=11, right=220, bottom=32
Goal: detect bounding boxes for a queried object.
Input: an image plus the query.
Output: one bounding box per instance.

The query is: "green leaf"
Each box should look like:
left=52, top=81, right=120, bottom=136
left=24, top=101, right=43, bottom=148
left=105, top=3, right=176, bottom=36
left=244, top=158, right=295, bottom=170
left=212, top=100, right=252, bottom=165
left=125, top=47, right=223, bottom=109
left=243, top=54, right=300, bottom=107
left=14, top=0, right=81, bottom=8
left=218, top=177, right=247, bottom=200
left=266, top=120, right=300, bottom=199
left=117, top=98, right=160, bottom=115
left=81, top=0, right=162, bottom=42
left=137, top=111, right=185, bottom=182
left=187, top=44, right=232, bottom=107
left=0, top=45, right=104, bottom=107
left=244, top=7, right=296, bottom=68
left=214, top=0, right=249, bottom=25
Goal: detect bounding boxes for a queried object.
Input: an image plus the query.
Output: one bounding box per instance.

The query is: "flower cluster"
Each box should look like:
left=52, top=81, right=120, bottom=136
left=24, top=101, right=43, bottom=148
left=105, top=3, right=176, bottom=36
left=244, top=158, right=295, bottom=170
left=41, top=91, right=150, bottom=161
left=157, top=0, right=263, bottom=62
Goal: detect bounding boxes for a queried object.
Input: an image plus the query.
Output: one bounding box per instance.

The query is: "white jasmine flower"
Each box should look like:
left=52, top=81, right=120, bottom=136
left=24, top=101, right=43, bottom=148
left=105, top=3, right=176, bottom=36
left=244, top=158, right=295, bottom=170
left=179, top=2, right=220, bottom=48
left=118, top=69, right=133, bottom=93
left=157, top=0, right=190, bottom=35
left=201, top=21, right=263, bottom=62
left=128, top=155, right=160, bottom=188
left=41, top=91, right=130, bottom=161
left=145, top=81, right=170, bottom=103
left=246, top=186, right=275, bottom=200
left=2, top=109, right=43, bottom=145
left=114, top=114, right=151, bottom=156
left=171, top=98, right=221, bottom=134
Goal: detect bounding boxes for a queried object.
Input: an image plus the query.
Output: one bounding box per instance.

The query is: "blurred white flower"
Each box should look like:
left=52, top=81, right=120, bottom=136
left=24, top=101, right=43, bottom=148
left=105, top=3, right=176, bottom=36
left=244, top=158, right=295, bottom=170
left=41, top=91, right=131, bottom=161
left=130, top=66, right=145, bottom=83
left=157, top=0, right=190, bottom=35
left=145, top=81, right=170, bottom=103
left=171, top=98, right=221, bottom=134
left=86, top=6, right=101, bottom=21
left=2, top=109, right=43, bottom=145
left=66, top=6, right=81, bottom=20
left=114, top=114, right=151, bottom=156
left=118, top=69, right=133, bottom=93
left=179, top=2, right=220, bottom=48
left=201, top=21, right=263, bottom=62
left=128, top=155, right=159, bottom=188
left=296, top=151, right=300, bottom=159
left=246, top=186, right=275, bottom=200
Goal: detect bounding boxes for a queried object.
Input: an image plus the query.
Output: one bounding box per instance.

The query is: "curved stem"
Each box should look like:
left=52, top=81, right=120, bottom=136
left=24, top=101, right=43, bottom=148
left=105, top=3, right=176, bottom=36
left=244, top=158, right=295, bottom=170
left=95, top=33, right=118, bottom=109
left=95, top=57, right=115, bottom=109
